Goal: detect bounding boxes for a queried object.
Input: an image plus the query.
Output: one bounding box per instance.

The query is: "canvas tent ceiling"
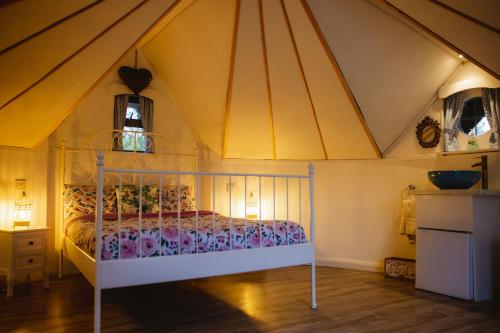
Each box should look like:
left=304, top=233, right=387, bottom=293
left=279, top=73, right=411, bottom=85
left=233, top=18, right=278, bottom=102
left=0, top=0, right=498, bottom=160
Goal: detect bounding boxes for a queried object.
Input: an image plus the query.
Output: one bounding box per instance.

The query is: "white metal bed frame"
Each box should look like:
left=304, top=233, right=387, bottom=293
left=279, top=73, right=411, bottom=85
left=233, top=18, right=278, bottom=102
left=57, top=132, right=317, bottom=333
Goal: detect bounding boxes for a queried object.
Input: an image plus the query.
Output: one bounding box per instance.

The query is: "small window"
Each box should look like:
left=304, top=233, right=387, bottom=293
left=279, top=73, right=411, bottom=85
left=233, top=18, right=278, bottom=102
left=122, top=96, right=146, bottom=152
left=114, top=94, right=153, bottom=152
left=459, top=97, right=491, bottom=136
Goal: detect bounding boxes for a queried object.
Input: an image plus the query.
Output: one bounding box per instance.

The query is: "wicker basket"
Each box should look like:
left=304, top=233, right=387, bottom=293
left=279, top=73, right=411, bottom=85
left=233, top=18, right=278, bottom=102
left=384, top=257, right=415, bottom=280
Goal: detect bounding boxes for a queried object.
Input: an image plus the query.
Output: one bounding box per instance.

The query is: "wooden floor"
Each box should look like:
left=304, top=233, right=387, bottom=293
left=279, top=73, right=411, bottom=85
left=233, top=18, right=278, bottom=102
left=1, top=266, right=500, bottom=332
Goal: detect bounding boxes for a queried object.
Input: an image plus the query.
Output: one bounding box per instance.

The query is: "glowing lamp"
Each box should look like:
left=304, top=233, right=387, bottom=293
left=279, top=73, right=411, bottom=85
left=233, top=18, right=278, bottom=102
left=13, top=179, right=32, bottom=228
left=246, top=192, right=258, bottom=220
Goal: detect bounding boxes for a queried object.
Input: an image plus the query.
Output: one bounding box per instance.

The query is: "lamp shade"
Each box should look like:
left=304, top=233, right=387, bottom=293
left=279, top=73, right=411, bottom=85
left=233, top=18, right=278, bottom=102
left=13, top=179, right=32, bottom=223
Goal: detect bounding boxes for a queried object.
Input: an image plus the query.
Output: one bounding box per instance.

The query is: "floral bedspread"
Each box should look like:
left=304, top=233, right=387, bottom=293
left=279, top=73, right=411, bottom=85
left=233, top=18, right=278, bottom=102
left=64, top=211, right=307, bottom=260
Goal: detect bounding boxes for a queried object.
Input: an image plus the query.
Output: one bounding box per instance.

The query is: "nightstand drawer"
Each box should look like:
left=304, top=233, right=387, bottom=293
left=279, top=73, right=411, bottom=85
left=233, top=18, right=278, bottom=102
left=0, top=227, right=50, bottom=297
left=16, top=235, right=44, bottom=252
left=16, top=254, right=44, bottom=269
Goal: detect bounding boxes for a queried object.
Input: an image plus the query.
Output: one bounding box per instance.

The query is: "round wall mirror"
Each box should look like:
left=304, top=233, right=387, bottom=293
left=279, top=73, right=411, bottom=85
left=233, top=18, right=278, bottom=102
left=458, top=97, right=491, bottom=136
left=416, top=116, right=441, bottom=148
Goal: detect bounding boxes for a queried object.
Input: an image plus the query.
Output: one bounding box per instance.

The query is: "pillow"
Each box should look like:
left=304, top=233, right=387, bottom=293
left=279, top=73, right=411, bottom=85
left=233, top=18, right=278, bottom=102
left=160, top=185, right=196, bottom=212
left=116, top=185, right=160, bottom=214
left=63, top=185, right=117, bottom=219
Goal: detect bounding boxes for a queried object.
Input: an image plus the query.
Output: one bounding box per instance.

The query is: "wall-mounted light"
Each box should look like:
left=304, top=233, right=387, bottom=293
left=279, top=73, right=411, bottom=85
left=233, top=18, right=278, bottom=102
left=458, top=54, right=464, bottom=59
left=13, top=179, right=31, bottom=228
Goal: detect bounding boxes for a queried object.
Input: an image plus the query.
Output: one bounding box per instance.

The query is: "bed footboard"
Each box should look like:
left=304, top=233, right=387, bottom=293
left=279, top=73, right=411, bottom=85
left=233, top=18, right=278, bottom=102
left=88, top=153, right=316, bottom=332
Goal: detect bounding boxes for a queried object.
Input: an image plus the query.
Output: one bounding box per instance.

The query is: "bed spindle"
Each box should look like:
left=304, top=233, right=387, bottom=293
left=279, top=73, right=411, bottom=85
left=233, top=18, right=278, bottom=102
left=139, top=175, right=143, bottom=258
left=244, top=176, right=247, bottom=249
left=118, top=175, right=122, bottom=259
left=273, top=177, right=276, bottom=247
left=177, top=174, right=181, bottom=255
left=159, top=176, right=163, bottom=256
left=299, top=179, right=302, bottom=242
left=94, top=152, right=104, bottom=333
left=259, top=176, right=262, bottom=248
left=286, top=177, right=289, bottom=246
left=229, top=175, right=232, bottom=251
left=212, top=175, right=216, bottom=252
left=195, top=175, right=199, bottom=254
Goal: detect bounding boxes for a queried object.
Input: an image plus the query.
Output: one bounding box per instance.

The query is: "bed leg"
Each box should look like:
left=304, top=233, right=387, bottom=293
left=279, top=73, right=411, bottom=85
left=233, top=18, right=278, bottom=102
left=94, top=287, right=101, bottom=333
left=58, top=250, right=63, bottom=278
left=311, top=262, right=317, bottom=309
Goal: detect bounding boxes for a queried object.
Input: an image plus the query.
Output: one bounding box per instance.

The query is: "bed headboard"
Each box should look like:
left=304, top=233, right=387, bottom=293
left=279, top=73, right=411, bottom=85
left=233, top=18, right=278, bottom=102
left=56, top=130, right=201, bottom=241
left=58, top=129, right=200, bottom=185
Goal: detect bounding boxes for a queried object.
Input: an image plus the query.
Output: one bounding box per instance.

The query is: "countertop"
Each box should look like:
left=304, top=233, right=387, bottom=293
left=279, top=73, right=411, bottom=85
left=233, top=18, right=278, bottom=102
left=414, top=189, right=500, bottom=196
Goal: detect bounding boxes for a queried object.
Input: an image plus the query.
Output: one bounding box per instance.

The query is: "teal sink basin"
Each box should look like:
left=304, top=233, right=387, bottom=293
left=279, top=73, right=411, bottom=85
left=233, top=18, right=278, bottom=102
left=428, top=170, right=481, bottom=190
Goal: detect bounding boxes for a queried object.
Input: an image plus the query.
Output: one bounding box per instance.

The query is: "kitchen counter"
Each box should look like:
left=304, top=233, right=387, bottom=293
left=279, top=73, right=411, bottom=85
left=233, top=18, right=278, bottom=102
left=414, top=189, right=500, bottom=196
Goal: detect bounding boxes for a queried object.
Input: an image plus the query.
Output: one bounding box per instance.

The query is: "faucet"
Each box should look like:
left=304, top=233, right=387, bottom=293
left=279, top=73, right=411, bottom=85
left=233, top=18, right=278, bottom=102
left=471, top=155, right=488, bottom=190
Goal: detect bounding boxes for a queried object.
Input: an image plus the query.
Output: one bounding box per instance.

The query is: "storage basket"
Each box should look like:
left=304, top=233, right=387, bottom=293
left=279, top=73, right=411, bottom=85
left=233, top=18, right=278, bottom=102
left=384, top=257, right=415, bottom=280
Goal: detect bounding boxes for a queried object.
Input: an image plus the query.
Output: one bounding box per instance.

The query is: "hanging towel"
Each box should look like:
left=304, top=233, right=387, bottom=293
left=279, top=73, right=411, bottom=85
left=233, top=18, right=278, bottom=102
left=399, top=198, right=416, bottom=243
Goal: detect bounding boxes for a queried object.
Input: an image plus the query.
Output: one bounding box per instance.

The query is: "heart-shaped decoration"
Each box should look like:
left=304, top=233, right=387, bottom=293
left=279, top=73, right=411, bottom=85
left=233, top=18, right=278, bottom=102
left=118, top=66, right=153, bottom=95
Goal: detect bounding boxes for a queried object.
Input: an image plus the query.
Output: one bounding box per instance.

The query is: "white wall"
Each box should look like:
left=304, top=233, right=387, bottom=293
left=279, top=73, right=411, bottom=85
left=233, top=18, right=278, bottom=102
left=202, top=150, right=500, bottom=273
left=200, top=63, right=500, bottom=273
left=0, top=142, right=48, bottom=229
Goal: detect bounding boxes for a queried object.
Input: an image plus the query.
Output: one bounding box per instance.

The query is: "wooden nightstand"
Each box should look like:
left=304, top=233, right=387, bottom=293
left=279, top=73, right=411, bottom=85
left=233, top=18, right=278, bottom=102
left=0, top=226, right=50, bottom=297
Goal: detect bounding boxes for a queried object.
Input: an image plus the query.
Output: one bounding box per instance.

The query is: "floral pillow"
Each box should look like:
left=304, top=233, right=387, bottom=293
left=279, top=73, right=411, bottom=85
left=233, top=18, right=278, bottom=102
left=116, top=185, right=160, bottom=214
left=160, top=185, right=196, bottom=212
left=63, top=185, right=117, bottom=219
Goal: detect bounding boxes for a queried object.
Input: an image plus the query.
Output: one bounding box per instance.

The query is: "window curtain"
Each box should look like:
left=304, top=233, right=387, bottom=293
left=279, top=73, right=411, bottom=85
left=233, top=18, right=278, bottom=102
left=113, top=94, right=129, bottom=151
left=482, top=88, right=500, bottom=148
left=139, top=96, right=154, bottom=152
left=443, top=91, right=466, bottom=151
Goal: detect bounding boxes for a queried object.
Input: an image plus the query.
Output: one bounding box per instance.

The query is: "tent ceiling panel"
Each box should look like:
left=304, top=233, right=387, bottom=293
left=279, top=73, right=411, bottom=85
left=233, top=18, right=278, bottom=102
left=437, top=0, right=500, bottom=30
left=0, top=0, right=179, bottom=148
left=197, top=125, right=224, bottom=158
left=261, top=0, right=324, bottom=160
left=0, top=0, right=96, bottom=51
left=1, top=0, right=492, bottom=161
left=225, top=0, right=274, bottom=159
left=307, top=0, right=459, bottom=152
left=0, top=0, right=142, bottom=110
left=284, top=0, right=378, bottom=159
left=137, top=0, right=196, bottom=47
left=142, top=0, right=235, bottom=156
left=387, top=0, right=500, bottom=78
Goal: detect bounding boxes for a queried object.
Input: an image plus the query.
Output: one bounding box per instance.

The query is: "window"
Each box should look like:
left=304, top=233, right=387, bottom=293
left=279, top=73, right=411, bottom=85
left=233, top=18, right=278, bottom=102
left=122, top=96, right=146, bottom=152
left=114, top=94, right=153, bottom=152
left=459, top=97, right=491, bottom=136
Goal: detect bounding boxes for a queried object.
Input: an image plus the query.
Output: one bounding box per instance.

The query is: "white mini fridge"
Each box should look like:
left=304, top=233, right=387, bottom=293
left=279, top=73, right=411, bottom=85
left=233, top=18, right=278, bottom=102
left=416, top=228, right=474, bottom=300
left=415, top=193, right=500, bottom=301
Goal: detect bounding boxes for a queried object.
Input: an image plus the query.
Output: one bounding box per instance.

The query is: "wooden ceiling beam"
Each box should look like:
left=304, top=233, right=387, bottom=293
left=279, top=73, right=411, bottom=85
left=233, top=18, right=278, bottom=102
left=300, top=0, right=381, bottom=159
left=221, top=0, right=241, bottom=159
left=258, top=0, right=276, bottom=160
left=0, top=0, right=104, bottom=56
left=281, top=0, right=328, bottom=160
left=381, top=0, right=499, bottom=80
left=430, top=0, right=500, bottom=34
left=0, top=0, right=22, bottom=9
left=0, top=0, right=149, bottom=112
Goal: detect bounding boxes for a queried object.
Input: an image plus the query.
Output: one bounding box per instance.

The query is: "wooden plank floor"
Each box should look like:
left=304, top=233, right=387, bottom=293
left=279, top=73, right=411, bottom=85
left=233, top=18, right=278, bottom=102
left=1, top=266, right=499, bottom=332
